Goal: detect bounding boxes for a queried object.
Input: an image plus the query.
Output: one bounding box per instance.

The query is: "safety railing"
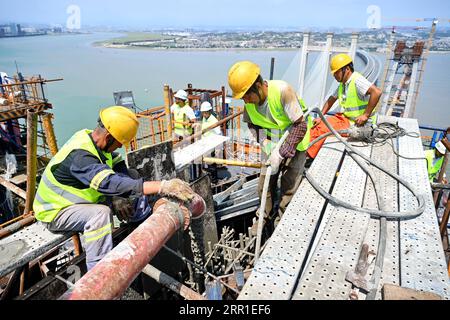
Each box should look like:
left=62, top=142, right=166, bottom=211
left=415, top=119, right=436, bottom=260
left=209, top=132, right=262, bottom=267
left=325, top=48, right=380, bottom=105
left=126, top=85, right=262, bottom=167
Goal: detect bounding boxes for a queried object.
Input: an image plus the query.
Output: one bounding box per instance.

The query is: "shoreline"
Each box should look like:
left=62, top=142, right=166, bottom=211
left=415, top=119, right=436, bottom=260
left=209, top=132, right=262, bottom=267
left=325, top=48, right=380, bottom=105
left=93, top=42, right=450, bottom=54
left=92, top=42, right=301, bottom=51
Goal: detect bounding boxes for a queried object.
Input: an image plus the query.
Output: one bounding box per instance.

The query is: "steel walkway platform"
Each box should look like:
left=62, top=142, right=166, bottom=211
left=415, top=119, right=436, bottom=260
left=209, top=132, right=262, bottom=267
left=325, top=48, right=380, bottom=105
left=0, top=223, right=73, bottom=279
left=239, top=116, right=450, bottom=300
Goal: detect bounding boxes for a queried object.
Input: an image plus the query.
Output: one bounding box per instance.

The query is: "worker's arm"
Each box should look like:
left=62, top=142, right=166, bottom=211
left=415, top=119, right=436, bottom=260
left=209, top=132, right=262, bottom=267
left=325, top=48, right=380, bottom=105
left=278, top=84, right=308, bottom=158
left=71, top=152, right=195, bottom=202
left=354, top=83, right=382, bottom=127
left=321, top=96, right=338, bottom=116
left=314, top=96, right=337, bottom=126
left=70, top=152, right=144, bottom=197
left=185, top=107, right=197, bottom=128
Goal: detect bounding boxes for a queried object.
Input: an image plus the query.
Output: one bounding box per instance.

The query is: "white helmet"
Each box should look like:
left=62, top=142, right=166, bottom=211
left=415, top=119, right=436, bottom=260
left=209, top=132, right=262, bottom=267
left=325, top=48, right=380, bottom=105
left=200, top=101, right=213, bottom=112
left=435, top=141, right=446, bottom=154
left=174, top=89, right=188, bottom=101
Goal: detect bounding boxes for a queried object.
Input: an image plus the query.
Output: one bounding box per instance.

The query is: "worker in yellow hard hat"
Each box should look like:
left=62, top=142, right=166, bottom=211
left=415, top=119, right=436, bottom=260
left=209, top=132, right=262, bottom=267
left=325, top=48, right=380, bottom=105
left=228, top=60, right=312, bottom=230
left=33, top=106, right=195, bottom=270
left=308, top=53, right=382, bottom=159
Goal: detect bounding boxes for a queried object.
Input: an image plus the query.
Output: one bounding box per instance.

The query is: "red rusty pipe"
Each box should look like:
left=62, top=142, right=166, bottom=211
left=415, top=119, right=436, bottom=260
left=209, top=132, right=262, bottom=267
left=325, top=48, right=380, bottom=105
left=0, top=215, right=36, bottom=240
left=61, top=195, right=205, bottom=300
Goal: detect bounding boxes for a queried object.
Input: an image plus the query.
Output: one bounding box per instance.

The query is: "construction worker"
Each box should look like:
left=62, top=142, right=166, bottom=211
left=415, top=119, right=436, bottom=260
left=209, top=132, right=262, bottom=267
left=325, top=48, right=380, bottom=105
left=228, top=61, right=312, bottom=227
left=171, top=89, right=196, bottom=139
left=33, top=106, right=195, bottom=270
left=308, top=53, right=382, bottom=158
left=426, top=138, right=449, bottom=182
left=200, top=101, right=221, bottom=137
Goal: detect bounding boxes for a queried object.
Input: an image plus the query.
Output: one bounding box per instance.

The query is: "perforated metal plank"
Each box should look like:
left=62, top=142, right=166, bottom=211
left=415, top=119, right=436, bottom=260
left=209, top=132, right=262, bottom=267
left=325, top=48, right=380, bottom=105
left=359, top=140, right=400, bottom=300
left=238, top=139, right=345, bottom=300
left=0, top=222, right=72, bottom=278
left=173, top=135, right=230, bottom=170
left=397, top=117, right=450, bottom=299
left=293, top=142, right=372, bottom=300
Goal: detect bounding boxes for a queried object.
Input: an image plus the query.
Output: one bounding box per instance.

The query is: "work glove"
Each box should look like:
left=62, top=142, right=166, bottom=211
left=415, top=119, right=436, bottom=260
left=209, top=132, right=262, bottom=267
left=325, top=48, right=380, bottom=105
left=112, top=196, right=134, bottom=222
left=158, top=178, right=195, bottom=203
left=261, top=139, right=276, bottom=156
left=266, top=148, right=284, bottom=174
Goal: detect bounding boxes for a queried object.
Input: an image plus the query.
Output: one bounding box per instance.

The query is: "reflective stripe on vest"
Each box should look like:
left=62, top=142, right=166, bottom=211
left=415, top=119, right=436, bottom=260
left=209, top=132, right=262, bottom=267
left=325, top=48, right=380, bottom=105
left=201, top=115, right=219, bottom=137
left=33, top=129, right=113, bottom=222
left=425, top=149, right=444, bottom=182
left=245, top=80, right=312, bottom=153
left=173, top=104, right=193, bottom=136
left=338, top=72, right=377, bottom=124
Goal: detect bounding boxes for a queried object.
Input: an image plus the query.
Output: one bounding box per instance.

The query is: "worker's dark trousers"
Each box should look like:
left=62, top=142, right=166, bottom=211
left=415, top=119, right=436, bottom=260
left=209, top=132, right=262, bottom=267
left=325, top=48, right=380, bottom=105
left=257, top=150, right=307, bottom=224
left=45, top=204, right=113, bottom=271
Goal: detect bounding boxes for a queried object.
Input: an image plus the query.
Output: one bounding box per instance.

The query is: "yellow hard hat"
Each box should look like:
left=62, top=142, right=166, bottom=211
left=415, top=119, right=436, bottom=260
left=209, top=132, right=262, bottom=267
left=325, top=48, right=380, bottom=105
left=228, top=61, right=261, bottom=99
left=330, top=53, right=353, bottom=74
left=99, top=106, right=139, bottom=146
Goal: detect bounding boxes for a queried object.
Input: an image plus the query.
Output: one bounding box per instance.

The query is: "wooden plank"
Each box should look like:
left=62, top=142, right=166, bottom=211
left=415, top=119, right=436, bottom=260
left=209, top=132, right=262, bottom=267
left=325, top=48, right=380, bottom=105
left=293, top=142, right=372, bottom=300
left=397, top=117, right=450, bottom=299
left=382, top=284, right=442, bottom=300
left=173, top=135, right=229, bottom=170
left=10, top=174, right=27, bottom=185
left=238, top=138, right=345, bottom=300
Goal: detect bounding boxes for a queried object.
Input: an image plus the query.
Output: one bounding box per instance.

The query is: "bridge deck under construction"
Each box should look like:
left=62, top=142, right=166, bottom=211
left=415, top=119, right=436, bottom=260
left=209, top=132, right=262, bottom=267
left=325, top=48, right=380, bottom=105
left=239, top=115, right=450, bottom=300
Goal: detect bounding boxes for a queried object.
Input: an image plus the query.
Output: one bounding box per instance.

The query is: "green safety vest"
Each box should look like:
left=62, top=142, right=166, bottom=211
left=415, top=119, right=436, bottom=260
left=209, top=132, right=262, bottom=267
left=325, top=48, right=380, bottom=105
left=33, top=129, right=114, bottom=222
left=245, top=80, right=312, bottom=154
left=425, top=149, right=444, bottom=182
left=173, top=104, right=193, bottom=136
left=338, top=72, right=377, bottom=124
left=201, top=114, right=219, bottom=138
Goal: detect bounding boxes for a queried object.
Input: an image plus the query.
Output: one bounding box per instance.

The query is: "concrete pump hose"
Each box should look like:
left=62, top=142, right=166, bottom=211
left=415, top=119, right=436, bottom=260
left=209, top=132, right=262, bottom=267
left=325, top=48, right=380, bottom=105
left=305, top=107, right=425, bottom=220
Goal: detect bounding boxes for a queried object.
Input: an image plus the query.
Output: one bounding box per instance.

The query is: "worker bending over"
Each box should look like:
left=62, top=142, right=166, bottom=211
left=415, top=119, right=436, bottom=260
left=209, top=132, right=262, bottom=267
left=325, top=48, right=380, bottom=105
left=308, top=53, right=382, bottom=158
left=33, top=106, right=195, bottom=270
left=228, top=61, right=312, bottom=228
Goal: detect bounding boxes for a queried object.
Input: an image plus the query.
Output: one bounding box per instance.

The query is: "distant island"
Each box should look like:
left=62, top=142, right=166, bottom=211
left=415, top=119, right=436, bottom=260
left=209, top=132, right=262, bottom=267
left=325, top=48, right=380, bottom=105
left=95, top=30, right=450, bottom=52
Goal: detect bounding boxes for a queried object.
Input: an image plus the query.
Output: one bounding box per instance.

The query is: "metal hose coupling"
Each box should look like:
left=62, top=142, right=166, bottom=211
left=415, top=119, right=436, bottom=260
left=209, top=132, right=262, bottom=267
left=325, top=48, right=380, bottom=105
left=153, top=193, right=206, bottom=231
left=347, top=125, right=374, bottom=141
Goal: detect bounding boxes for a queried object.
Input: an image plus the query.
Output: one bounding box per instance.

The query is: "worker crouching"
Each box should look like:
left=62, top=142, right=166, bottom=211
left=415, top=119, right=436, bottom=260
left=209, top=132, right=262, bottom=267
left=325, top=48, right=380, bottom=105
left=33, top=106, right=196, bottom=270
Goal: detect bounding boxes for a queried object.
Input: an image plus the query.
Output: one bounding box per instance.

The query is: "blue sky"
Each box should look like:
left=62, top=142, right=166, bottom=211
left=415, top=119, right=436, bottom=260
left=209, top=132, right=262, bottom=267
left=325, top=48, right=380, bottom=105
left=1, top=0, right=449, bottom=29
